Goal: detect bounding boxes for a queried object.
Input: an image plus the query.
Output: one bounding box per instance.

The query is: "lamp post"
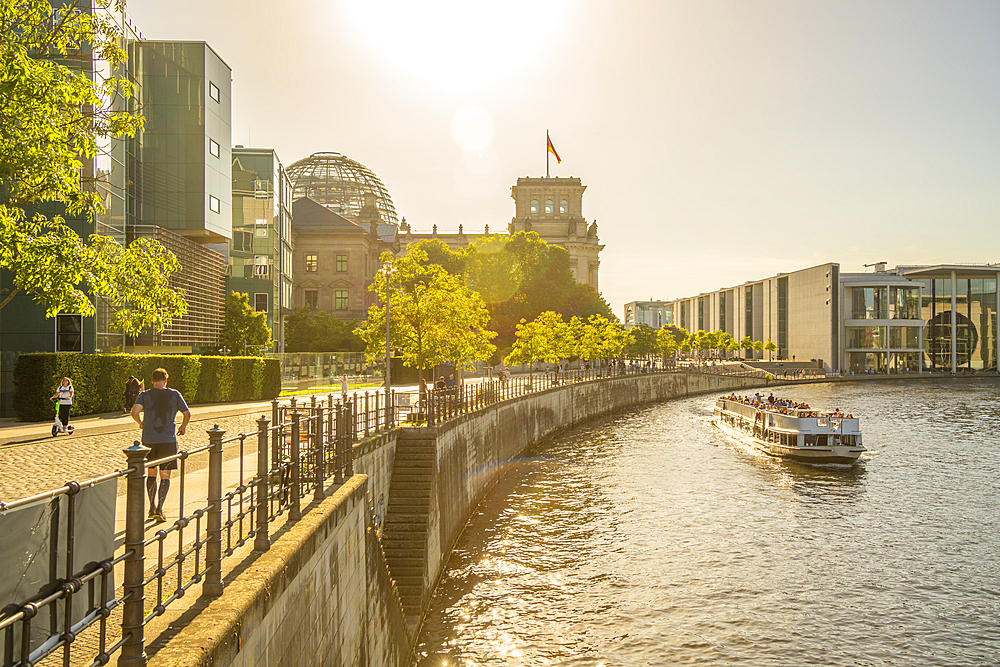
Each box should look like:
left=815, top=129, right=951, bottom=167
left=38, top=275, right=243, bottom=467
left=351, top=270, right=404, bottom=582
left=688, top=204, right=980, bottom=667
left=382, top=260, right=394, bottom=427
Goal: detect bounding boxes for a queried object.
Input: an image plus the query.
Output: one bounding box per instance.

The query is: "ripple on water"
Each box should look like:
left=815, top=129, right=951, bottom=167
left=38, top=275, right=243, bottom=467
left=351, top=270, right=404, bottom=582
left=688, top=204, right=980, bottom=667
left=413, top=380, right=1000, bottom=667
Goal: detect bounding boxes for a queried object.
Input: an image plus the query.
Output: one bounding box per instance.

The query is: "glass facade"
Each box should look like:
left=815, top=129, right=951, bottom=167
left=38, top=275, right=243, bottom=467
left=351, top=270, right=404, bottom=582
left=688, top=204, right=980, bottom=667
left=230, top=148, right=294, bottom=351
left=777, top=277, right=788, bottom=359
left=851, top=287, right=887, bottom=319
left=916, top=276, right=996, bottom=371
left=140, top=41, right=231, bottom=242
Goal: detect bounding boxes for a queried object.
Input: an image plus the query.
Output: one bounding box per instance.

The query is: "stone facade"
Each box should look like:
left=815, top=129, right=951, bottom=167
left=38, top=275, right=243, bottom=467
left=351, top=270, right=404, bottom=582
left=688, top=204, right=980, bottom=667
left=290, top=194, right=398, bottom=321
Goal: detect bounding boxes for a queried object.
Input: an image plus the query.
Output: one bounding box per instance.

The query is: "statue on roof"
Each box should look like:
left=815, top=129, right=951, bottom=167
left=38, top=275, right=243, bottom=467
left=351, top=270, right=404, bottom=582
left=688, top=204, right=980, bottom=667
left=588, top=220, right=598, bottom=237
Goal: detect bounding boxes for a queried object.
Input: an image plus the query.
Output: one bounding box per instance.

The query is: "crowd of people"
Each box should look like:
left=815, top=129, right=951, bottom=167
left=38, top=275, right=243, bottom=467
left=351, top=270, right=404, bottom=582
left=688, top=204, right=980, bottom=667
left=721, top=392, right=853, bottom=419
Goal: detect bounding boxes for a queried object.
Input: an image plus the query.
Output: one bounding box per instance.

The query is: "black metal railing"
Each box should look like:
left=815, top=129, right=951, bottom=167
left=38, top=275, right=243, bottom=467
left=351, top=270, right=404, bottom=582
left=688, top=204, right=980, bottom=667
left=0, top=361, right=786, bottom=666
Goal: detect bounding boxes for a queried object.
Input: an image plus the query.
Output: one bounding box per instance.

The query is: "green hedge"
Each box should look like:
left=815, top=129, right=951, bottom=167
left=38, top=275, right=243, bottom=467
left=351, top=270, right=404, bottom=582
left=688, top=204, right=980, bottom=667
left=12, top=353, right=281, bottom=422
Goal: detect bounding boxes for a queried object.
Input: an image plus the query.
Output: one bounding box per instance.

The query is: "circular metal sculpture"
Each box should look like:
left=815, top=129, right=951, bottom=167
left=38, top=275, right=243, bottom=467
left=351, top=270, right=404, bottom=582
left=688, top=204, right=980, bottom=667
left=925, top=310, right=978, bottom=369
left=287, top=152, right=398, bottom=223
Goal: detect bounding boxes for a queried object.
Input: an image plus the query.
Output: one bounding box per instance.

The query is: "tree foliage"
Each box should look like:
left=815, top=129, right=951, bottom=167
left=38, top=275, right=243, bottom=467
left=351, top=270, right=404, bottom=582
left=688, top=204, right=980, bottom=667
left=285, top=308, right=365, bottom=353
left=355, top=249, right=496, bottom=381
left=507, top=312, right=629, bottom=367
left=219, top=292, right=271, bottom=355
left=626, top=323, right=658, bottom=358
left=402, top=233, right=615, bottom=358
left=0, top=0, right=185, bottom=333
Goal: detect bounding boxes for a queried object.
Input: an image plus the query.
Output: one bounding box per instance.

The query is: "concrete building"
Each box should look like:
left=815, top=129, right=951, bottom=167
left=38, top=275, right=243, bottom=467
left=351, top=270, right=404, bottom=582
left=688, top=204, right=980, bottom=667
left=624, top=301, right=674, bottom=329
left=230, top=148, right=294, bottom=351
left=665, top=262, right=999, bottom=374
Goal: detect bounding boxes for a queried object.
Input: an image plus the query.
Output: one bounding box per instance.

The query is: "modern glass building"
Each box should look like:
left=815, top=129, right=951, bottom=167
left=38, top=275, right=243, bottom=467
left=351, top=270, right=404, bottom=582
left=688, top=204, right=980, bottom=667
left=663, top=262, right=1000, bottom=374
left=0, top=8, right=235, bottom=414
left=624, top=301, right=674, bottom=329
left=140, top=41, right=232, bottom=244
left=230, top=148, right=294, bottom=351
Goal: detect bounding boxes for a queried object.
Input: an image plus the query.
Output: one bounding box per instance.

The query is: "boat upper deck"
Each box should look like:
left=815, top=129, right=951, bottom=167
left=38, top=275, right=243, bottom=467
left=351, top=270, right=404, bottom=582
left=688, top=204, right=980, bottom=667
left=715, top=396, right=861, bottom=434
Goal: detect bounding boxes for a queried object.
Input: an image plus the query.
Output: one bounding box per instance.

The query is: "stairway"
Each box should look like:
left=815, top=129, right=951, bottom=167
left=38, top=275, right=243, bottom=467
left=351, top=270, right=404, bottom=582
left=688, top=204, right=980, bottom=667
left=381, top=432, right=436, bottom=627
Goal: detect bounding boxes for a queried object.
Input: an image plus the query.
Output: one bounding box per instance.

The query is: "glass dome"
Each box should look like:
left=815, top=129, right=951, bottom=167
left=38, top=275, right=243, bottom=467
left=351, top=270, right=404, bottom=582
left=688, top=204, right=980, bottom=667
left=287, top=151, right=398, bottom=223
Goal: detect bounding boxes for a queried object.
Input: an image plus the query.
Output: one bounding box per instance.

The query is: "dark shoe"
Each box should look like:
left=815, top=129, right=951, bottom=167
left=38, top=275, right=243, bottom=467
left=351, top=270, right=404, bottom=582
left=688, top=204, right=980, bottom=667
left=148, top=505, right=157, bottom=519
left=154, top=511, right=166, bottom=523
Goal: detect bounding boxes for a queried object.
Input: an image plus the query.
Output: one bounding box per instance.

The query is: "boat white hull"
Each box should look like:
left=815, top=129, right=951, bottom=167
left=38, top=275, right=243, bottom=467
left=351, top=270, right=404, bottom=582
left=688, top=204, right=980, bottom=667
left=713, top=417, right=864, bottom=466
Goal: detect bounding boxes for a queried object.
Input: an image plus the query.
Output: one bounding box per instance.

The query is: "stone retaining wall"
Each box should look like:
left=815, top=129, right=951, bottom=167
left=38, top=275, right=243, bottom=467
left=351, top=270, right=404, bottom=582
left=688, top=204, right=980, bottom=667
left=153, top=370, right=766, bottom=666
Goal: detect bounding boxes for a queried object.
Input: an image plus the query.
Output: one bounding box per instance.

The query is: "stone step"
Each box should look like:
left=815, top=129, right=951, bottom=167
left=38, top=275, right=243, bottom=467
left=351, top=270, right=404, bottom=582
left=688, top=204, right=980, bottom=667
left=383, top=524, right=427, bottom=537
left=392, top=574, right=425, bottom=590
left=389, top=486, right=432, bottom=497
left=393, top=458, right=434, bottom=468
left=387, top=564, right=425, bottom=578
left=383, top=550, right=426, bottom=563
left=392, top=468, right=435, bottom=479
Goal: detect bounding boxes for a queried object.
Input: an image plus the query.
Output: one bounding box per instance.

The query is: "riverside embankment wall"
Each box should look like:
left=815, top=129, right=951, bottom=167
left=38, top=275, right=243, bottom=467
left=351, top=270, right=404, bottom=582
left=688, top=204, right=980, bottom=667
left=152, top=370, right=765, bottom=667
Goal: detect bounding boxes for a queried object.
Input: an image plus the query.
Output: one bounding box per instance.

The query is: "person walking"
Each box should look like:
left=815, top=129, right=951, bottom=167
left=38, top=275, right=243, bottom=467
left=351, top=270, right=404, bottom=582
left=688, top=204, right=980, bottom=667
left=50, top=377, right=75, bottom=436
left=131, top=368, right=191, bottom=523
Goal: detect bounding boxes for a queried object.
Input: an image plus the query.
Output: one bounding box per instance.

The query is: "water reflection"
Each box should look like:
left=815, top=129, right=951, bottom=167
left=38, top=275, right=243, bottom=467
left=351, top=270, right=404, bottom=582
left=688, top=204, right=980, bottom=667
left=414, top=380, right=1000, bottom=667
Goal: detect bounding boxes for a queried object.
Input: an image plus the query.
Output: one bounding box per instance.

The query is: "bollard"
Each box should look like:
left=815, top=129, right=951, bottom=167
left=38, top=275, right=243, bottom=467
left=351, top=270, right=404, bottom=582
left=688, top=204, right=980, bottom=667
left=120, top=442, right=150, bottom=667
left=289, top=411, right=301, bottom=521
left=204, top=424, right=226, bottom=597
left=254, top=415, right=271, bottom=552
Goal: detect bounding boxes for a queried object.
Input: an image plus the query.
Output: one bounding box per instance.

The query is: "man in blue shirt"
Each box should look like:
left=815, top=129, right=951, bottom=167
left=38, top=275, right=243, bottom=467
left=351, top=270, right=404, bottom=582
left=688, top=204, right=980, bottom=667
left=131, top=368, right=191, bottom=523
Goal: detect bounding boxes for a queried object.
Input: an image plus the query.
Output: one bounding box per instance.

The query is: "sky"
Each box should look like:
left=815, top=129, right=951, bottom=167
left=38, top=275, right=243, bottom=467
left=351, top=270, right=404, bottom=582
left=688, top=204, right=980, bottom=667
left=128, top=0, right=1000, bottom=318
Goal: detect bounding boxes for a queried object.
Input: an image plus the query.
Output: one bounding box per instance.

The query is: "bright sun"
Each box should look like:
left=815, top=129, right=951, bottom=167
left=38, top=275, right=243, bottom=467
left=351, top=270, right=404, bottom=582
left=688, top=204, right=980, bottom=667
left=340, top=0, right=569, bottom=92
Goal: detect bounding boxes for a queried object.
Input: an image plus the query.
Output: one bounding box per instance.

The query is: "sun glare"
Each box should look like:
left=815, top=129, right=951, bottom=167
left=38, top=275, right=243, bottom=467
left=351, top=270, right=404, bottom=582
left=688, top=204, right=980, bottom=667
left=340, top=0, right=569, bottom=92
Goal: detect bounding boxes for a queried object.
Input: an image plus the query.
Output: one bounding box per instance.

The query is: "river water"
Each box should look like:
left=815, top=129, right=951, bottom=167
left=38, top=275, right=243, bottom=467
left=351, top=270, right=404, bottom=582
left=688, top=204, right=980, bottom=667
left=413, top=379, right=1000, bottom=666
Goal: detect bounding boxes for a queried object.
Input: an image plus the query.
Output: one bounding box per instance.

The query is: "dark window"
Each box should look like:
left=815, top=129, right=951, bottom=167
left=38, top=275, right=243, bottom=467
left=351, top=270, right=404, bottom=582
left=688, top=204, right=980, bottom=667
left=209, top=81, right=220, bottom=102
left=336, top=254, right=347, bottom=273
left=305, top=254, right=318, bottom=272
left=254, top=293, right=268, bottom=312
left=305, top=290, right=318, bottom=310
left=56, top=313, right=83, bottom=352
left=778, top=276, right=788, bottom=358
left=209, top=139, right=220, bottom=158
left=335, top=289, right=349, bottom=311
left=209, top=195, right=220, bottom=213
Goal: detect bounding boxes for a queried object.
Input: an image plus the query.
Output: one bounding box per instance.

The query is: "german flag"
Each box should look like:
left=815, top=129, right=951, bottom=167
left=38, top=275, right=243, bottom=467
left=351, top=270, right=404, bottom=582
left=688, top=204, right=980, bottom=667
left=547, top=133, right=561, bottom=164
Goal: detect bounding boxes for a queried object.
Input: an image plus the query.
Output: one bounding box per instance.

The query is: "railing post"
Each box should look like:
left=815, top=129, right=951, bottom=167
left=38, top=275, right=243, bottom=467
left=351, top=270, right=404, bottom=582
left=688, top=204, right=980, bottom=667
left=289, top=411, right=302, bottom=521
left=204, top=424, right=226, bottom=597
left=345, top=401, right=354, bottom=477
left=120, top=442, right=150, bottom=667
left=333, top=398, right=344, bottom=484
left=254, top=415, right=271, bottom=552
left=314, top=403, right=326, bottom=502
left=364, top=391, right=370, bottom=437
left=271, top=398, right=280, bottom=469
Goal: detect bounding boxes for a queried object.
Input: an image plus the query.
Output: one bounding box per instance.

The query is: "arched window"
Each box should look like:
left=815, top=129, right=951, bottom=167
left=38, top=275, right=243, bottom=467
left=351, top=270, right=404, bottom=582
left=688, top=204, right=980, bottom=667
left=560, top=199, right=569, bottom=213
left=530, top=199, right=539, bottom=214
left=545, top=199, right=554, bottom=214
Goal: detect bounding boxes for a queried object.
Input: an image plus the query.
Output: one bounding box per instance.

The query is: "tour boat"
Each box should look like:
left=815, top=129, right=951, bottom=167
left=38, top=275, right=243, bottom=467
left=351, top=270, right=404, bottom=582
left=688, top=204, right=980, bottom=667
left=713, top=396, right=866, bottom=465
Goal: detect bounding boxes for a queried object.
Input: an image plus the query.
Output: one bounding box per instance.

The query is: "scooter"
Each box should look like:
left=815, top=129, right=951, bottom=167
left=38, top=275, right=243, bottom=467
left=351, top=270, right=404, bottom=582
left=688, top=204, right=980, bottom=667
left=51, top=421, right=75, bottom=437
left=50, top=398, right=74, bottom=437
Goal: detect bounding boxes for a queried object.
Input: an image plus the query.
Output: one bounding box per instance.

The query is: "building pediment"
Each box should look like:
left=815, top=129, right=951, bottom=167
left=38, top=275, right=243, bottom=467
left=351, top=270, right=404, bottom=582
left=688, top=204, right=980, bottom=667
left=299, top=278, right=323, bottom=288
left=329, top=278, right=353, bottom=288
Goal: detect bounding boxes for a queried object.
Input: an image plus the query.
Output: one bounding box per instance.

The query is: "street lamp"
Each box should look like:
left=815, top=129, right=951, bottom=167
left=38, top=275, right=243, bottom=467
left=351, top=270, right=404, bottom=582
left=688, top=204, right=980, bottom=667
left=382, top=260, right=394, bottom=427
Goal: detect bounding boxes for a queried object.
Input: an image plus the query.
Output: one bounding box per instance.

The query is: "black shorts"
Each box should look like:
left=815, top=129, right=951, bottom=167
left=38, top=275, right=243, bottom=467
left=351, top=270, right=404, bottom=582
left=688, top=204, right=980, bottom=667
left=144, top=441, right=179, bottom=470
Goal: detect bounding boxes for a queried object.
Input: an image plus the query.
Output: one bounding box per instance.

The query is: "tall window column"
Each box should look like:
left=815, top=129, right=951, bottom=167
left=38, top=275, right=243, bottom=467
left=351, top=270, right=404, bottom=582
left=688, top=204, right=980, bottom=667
left=951, top=271, right=957, bottom=374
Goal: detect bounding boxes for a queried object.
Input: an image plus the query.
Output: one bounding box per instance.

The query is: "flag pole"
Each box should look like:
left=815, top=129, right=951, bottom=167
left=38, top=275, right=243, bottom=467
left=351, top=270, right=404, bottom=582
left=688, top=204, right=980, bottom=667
left=546, top=129, right=550, bottom=178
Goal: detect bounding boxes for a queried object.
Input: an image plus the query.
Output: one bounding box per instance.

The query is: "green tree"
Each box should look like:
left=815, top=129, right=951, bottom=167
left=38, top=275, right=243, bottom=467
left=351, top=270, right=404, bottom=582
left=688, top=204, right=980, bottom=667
left=574, top=314, right=630, bottom=363
left=764, top=337, right=777, bottom=361
left=657, top=325, right=688, bottom=360
left=753, top=339, right=764, bottom=358
left=0, top=0, right=185, bottom=333
left=740, top=335, right=754, bottom=359
left=506, top=311, right=574, bottom=375
left=464, top=232, right=615, bottom=355
left=626, top=323, right=657, bottom=359
left=356, top=249, right=496, bottom=383
left=220, top=292, right=271, bottom=355
left=285, top=308, right=364, bottom=352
